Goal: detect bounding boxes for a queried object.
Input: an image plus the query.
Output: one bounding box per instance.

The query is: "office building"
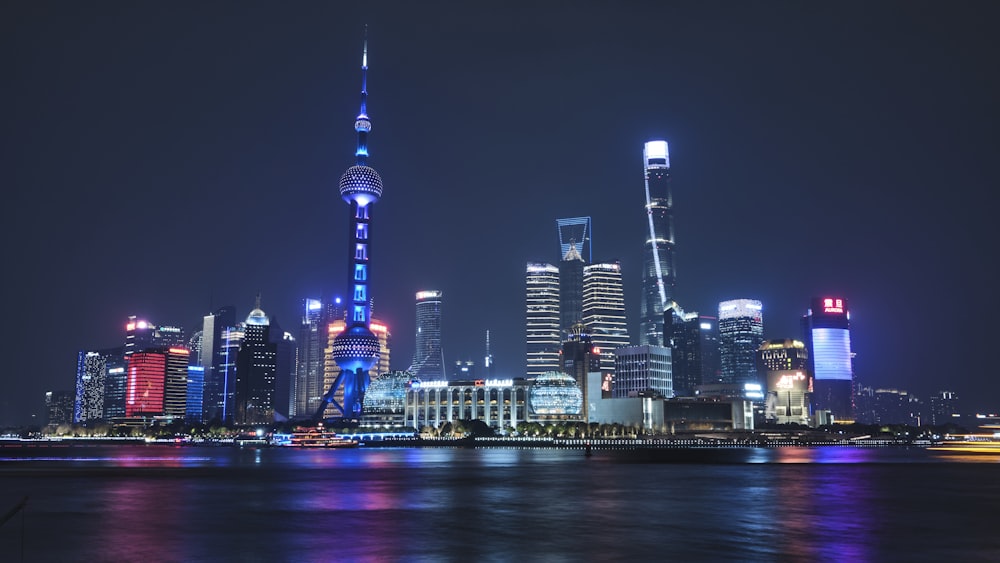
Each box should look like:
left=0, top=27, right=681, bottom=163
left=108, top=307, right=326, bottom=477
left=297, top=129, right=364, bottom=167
left=124, top=317, right=186, bottom=358
left=639, top=140, right=676, bottom=346
left=101, top=348, right=127, bottom=420
left=526, top=262, right=561, bottom=377
left=412, top=290, right=445, bottom=380
left=582, top=262, right=630, bottom=373
left=45, top=390, right=74, bottom=429
left=929, top=391, right=960, bottom=426
left=125, top=351, right=167, bottom=417
left=200, top=306, right=237, bottom=422
left=234, top=301, right=278, bottom=425
left=557, top=217, right=590, bottom=338
left=186, top=366, right=205, bottom=422
left=317, top=31, right=384, bottom=420
left=218, top=325, right=244, bottom=421
left=293, top=298, right=337, bottom=418
left=74, top=350, right=107, bottom=423
left=559, top=243, right=585, bottom=338
left=664, top=304, right=719, bottom=396
left=613, top=345, right=673, bottom=399
left=163, top=347, right=191, bottom=419
left=758, top=339, right=811, bottom=426
left=562, top=324, right=603, bottom=423
left=802, top=297, right=855, bottom=421
left=718, top=299, right=765, bottom=386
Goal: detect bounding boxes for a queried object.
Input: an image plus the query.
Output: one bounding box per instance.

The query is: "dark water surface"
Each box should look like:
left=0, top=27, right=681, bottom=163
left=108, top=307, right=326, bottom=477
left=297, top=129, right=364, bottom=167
left=1, top=445, right=998, bottom=562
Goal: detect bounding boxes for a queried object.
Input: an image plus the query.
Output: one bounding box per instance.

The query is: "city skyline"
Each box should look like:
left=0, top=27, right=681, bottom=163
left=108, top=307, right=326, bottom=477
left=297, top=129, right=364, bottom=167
left=4, top=2, right=998, bottom=425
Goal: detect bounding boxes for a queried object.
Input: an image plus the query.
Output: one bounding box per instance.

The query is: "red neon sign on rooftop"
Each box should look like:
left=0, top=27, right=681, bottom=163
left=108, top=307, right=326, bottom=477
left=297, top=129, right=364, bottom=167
left=822, top=298, right=845, bottom=314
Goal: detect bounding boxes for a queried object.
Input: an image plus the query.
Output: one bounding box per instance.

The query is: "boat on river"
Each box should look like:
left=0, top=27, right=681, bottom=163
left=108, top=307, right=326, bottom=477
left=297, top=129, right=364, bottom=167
left=276, top=427, right=359, bottom=448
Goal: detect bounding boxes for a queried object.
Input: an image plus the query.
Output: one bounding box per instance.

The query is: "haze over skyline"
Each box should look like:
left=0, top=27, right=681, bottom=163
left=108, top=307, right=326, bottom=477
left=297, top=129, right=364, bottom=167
left=4, top=1, right=997, bottom=425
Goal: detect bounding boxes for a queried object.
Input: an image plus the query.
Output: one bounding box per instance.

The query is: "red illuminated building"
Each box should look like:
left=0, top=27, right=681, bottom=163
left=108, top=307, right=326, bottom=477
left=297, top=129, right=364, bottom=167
left=126, top=351, right=166, bottom=416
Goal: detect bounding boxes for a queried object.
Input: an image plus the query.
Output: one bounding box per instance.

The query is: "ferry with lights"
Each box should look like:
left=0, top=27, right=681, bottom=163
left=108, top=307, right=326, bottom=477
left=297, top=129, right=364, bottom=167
left=272, top=427, right=359, bottom=448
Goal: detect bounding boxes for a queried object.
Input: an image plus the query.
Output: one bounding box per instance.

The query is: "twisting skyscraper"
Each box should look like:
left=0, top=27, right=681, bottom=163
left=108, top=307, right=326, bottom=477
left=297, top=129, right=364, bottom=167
left=317, top=29, right=382, bottom=420
left=639, top=140, right=676, bottom=346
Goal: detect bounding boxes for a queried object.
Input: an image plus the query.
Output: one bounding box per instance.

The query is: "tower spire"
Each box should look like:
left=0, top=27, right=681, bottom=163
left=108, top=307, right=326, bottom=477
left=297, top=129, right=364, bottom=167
left=354, top=25, right=371, bottom=165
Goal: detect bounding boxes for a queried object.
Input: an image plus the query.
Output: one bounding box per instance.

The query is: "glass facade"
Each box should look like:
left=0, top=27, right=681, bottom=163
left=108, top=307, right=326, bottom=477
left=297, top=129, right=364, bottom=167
left=234, top=306, right=277, bottom=425
left=718, top=299, right=765, bottom=386
left=163, top=347, right=191, bottom=419
left=639, top=140, right=675, bottom=347
left=186, top=366, right=205, bottom=421
left=529, top=372, right=583, bottom=416
left=526, top=263, right=561, bottom=377
left=612, top=345, right=673, bottom=399
left=803, top=297, right=855, bottom=421
left=582, top=262, right=629, bottom=374
left=412, top=291, right=445, bottom=380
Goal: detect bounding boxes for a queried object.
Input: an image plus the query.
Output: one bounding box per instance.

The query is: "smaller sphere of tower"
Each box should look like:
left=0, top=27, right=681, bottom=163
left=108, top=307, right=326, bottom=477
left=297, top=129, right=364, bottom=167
left=339, top=165, right=383, bottom=206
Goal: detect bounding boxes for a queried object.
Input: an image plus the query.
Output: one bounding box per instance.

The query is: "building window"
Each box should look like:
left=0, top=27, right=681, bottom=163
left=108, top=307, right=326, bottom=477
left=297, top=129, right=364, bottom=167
left=356, top=223, right=368, bottom=240
left=354, top=284, right=366, bottom=302
left=354, top=306, right=366, bottom=323
left=356, top=205, right=369, bottom=220
left=355, top=244, right=367, bottom=261
left=354, top=264, right=367, bottom=281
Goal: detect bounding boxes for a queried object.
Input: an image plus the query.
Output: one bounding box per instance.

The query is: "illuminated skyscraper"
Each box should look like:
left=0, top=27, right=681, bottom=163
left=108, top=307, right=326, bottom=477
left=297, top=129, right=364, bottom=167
left=235, top=300, right=278, bottom=424
left=163, top=347, right=191, bottom=419
left=186, top=366, right=205, bottom=422
left=125, top=351, right=166, bottom=417
left=293, top=298, right=335, bottom=418
left=718, top=299, right=765, bottom=386
left=557, top=216, right=592, bottom=264
left=582, top=261, right=629, bottom=373
left=317, top=29, right=383, bottom=419
left=559, top=242, right=585, bottom=339
left=74, top=351, right=106, bottom=423
left=526, top=262, right=561, bottom=377
left=758, top=339, right=811, bottom=425
left=664, top=304, right=719, bottom=396
left=803, top=297, right=855, bottom=421
left=639, top=140, right=676, bottom=346
left=200, top=306, right=237, bottom=422
left=101, top=348, right=127, bottom=419
left=45, top=390, right=74, bottom=428
left=412, top=290, right=445, bottom=380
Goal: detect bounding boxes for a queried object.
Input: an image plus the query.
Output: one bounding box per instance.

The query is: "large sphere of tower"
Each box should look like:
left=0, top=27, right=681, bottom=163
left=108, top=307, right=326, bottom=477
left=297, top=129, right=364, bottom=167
left=332, top=325, right=381, bottom=373
left=339, top=165, right=383, bottom=207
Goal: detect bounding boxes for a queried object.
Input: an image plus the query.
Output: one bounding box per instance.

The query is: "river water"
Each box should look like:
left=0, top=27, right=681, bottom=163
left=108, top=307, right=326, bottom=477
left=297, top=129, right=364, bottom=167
left=1, top=444, right=998, bottom=562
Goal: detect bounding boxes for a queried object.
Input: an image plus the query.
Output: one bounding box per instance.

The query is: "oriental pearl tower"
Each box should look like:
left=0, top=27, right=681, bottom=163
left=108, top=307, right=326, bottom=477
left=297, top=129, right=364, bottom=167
left=316, top=28, right=382, bottom=420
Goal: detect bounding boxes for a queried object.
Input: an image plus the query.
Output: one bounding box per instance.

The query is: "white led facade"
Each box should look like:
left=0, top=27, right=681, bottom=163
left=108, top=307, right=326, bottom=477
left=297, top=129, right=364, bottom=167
left=811, top=328, right=853, bottom=381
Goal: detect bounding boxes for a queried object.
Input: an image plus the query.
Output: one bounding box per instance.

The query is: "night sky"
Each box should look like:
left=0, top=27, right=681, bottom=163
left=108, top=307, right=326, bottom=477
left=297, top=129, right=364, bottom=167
left=4, top=1, right=997, bottom=425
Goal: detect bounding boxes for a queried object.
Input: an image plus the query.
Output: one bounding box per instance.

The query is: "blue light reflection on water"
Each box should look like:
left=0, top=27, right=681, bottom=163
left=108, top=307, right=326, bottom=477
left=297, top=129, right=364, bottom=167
left=1, top=445, right=999, bottom=562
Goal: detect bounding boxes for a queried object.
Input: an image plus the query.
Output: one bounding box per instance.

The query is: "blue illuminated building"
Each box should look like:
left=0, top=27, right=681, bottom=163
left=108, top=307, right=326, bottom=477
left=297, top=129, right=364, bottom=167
left=803, top=297, right=855, bottom=422
left=317, top=28, right=382, bottom=420
left=186, top=365, right=205, bottom=421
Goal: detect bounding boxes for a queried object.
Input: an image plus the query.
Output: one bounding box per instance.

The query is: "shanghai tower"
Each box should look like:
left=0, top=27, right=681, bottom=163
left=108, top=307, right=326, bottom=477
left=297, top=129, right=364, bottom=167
left=639, top=140, right=676, bottom=346
left=316, top=29, right=382, bottom=420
